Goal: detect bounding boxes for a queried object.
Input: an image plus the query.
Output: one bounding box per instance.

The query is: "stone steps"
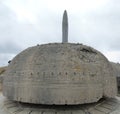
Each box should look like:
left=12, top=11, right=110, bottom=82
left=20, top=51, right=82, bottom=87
left=3, top=98, right=120, bottom=114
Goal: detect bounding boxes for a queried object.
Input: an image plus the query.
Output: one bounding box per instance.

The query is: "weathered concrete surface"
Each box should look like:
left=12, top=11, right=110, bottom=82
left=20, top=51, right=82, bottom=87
left=111, top=62, right=120, bottom=77
left=0, top=93, right=120, bottom=114
left=0, top=93, right=14, bottom=114
left=2, top=43, right=117, bottom=104
left=111, top=62, right=120, bottom=88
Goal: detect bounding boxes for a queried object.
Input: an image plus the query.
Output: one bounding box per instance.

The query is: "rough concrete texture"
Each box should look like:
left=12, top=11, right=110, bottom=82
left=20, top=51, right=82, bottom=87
left=111, top=62, right=120, bottom=88
left=0, top=93, right=120, bottom=114
left=2, top=43, right=117, bottom=105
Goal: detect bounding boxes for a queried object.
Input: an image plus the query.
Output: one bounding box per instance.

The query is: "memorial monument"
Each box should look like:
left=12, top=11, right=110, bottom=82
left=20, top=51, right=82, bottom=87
left=0, top=10, right=119, bottom=114
left=2, top=10, right=117, bottom=105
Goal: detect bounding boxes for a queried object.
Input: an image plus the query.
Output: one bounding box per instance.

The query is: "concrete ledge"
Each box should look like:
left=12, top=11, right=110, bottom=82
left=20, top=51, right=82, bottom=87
left=0, top=93, right=120, bottom=114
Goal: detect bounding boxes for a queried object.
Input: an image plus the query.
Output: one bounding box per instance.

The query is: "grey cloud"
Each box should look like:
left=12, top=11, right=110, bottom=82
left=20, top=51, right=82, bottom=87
left=0, top=53, right=15, bottom=66
left=0, top=41, right=22, bottom=54
left=71, top=0, right=120, bottom=51
left=0, top=0, right=120, bottom=66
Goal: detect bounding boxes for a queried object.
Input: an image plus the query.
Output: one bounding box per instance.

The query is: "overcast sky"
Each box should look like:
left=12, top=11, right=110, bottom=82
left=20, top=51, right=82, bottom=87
left=0, top=0, right=120, bottom=66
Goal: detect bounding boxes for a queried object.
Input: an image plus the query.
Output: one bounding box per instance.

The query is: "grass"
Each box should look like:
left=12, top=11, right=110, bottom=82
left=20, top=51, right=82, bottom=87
left=0, top=67, right=6, bottom=75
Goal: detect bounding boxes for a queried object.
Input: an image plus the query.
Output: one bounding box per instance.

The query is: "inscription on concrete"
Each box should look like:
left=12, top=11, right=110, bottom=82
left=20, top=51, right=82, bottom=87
left=3, top=43, right=117, bottom=105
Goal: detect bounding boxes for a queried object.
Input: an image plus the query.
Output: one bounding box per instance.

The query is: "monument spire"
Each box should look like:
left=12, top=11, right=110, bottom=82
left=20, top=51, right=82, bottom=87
left=62, top=10, right=68, bottom=43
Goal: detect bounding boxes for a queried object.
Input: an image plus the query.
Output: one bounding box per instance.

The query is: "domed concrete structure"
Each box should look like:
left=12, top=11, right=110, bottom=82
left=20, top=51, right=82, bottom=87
left=0, top=10, right=119, bottom=114
left=2, top=43, right=117, bottom=104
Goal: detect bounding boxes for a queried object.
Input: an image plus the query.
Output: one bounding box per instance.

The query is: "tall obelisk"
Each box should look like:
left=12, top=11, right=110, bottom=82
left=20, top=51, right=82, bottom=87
left=62, top=10, right=68, bottom=43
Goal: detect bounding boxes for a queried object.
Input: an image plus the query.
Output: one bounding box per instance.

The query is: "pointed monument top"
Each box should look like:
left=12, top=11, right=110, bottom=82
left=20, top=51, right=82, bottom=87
left=64, top=10, right=67, bottom=13
left=62, top=10, right=68, bottom=43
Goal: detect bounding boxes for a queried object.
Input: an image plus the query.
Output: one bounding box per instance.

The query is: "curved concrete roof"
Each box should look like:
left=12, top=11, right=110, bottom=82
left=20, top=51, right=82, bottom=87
left=3, top=43, right=117, bottom=104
